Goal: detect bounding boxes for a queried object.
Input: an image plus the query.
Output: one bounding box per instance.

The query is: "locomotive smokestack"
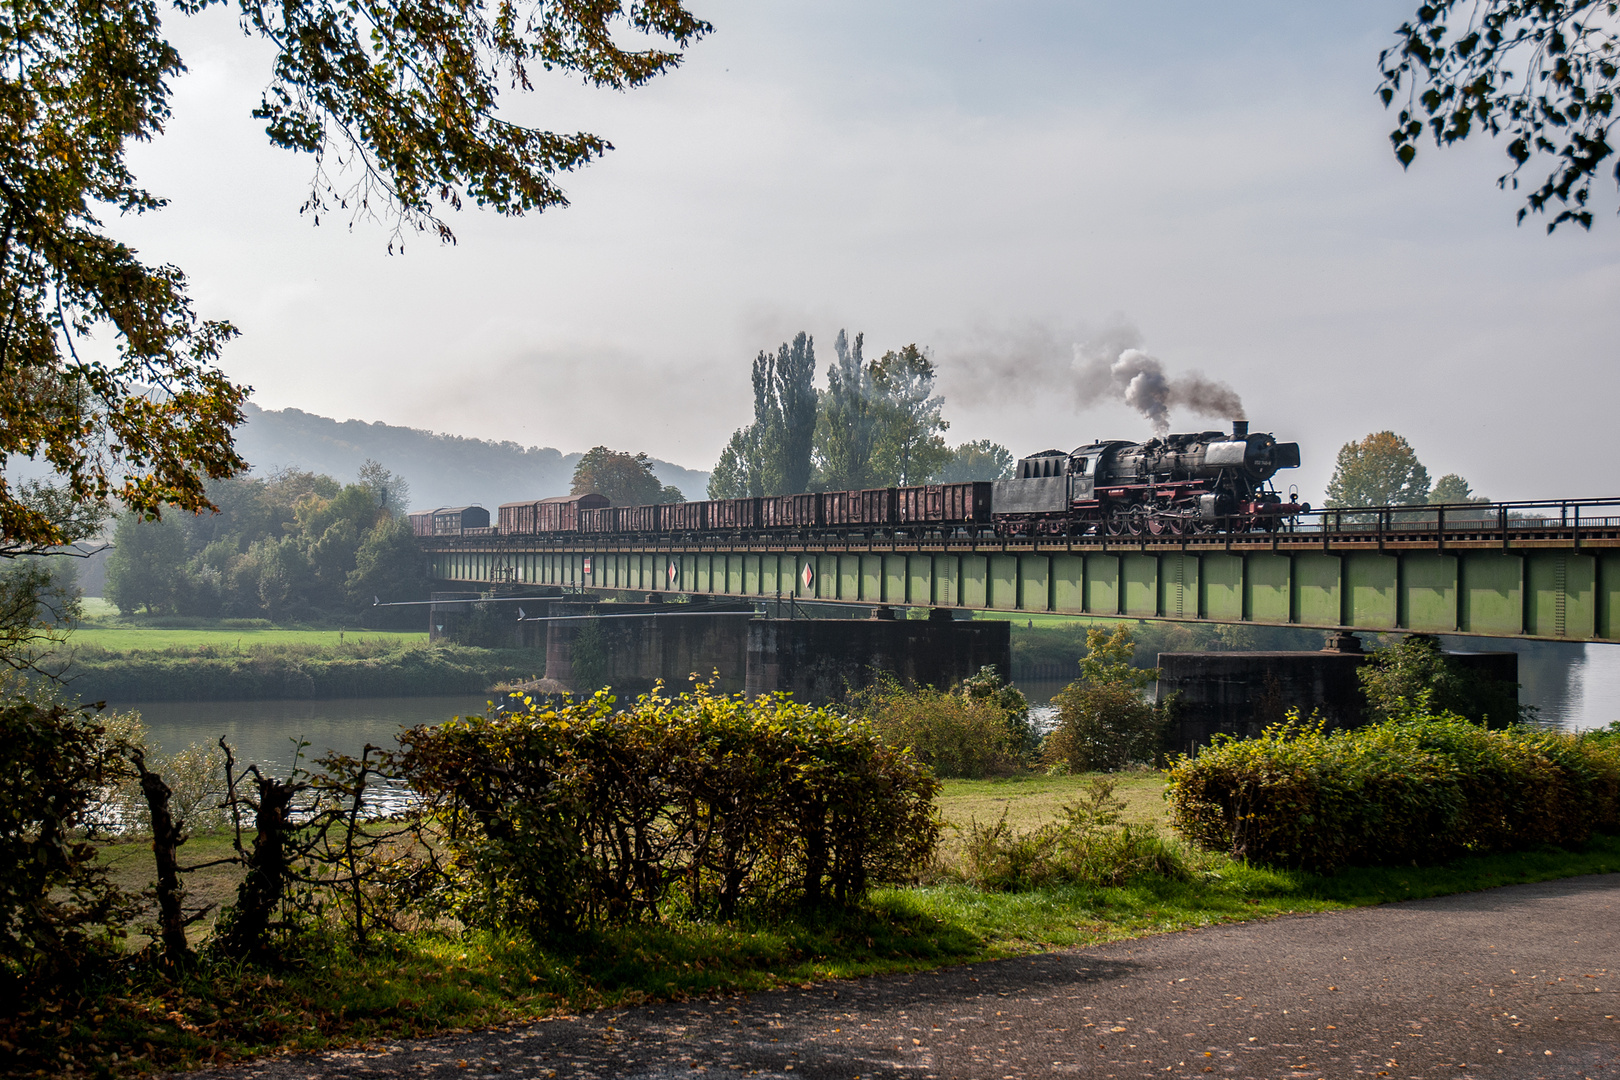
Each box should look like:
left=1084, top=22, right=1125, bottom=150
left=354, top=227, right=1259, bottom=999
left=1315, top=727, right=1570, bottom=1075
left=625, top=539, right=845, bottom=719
left=1232, top=420, right=1249, bottom=439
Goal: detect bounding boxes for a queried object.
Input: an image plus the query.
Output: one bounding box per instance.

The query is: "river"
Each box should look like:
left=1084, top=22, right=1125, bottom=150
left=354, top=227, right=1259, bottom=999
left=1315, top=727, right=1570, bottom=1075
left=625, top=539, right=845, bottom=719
left=121, top=642, right=1619, bottom=771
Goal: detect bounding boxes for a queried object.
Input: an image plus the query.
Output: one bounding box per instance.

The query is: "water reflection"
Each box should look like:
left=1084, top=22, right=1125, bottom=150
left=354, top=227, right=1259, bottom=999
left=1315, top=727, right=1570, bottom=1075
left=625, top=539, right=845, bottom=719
left=121, top=695, right=493, bottom=772
left=1015, top=642, right=1620, bottom=731
left=110, top=641, right=1620, bottom=771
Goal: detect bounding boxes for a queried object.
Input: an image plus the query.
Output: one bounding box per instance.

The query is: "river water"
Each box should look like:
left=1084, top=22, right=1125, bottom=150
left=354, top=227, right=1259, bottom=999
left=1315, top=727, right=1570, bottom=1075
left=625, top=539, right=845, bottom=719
left=121, top=642, right=1619, bottom=771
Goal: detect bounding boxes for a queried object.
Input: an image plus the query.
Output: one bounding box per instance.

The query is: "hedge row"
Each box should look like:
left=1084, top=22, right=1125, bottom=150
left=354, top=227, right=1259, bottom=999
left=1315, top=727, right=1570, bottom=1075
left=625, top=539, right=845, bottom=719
left=1166, top=717, right=1620, bottom=872
left=60, top=644, right=536, bottom=701
left=399, top=685, right=942, bottom=929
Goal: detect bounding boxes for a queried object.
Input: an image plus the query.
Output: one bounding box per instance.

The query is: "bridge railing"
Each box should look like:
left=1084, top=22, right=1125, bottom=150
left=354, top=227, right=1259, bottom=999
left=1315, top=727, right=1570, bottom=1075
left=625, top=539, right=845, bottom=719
left=1278, top=497, right=1620, bottom=539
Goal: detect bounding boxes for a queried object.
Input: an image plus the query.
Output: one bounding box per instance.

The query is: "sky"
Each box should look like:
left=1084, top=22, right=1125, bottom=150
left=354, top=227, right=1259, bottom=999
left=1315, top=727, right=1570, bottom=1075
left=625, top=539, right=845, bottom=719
left=112, top=0, right=1620, bottom=502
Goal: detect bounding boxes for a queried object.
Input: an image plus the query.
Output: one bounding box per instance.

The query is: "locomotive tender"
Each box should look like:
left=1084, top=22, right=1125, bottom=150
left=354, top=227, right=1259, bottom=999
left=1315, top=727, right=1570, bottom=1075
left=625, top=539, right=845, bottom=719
left=410, top=421, right=1304, bottom=542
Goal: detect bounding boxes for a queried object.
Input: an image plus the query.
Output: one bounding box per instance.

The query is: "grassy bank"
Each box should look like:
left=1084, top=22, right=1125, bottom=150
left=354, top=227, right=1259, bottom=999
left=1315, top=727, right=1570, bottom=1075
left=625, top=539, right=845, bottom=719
left=13, top=775, right=1616, bottom=1078
left=57, top=637, right=541, bottom=702
left=68, top=625, right=421, bottom=652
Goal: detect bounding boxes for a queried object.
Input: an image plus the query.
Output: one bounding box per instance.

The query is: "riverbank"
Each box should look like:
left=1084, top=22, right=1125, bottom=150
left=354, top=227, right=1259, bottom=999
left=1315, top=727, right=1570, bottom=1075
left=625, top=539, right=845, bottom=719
left=58, top=637, right=541, bottom=702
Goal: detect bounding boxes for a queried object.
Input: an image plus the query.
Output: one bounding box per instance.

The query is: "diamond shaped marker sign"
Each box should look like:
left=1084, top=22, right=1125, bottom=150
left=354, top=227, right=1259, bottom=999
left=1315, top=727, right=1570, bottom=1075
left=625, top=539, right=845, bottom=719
left=801, top=562, right=815, bottom=591
left=667, top=560, right=679, bottom=586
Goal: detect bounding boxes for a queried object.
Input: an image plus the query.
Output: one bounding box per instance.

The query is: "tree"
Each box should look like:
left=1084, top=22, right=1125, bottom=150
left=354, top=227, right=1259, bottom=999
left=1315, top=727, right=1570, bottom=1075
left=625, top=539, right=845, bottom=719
left=708, top=334, right=817, bottom=497
left=571, top=447, right=683, bottom=505
left=1324, top=431, right=1432, bottom=508
left=870, top=345, right=951, bottom=486
left=708, top=427, right=767, bottom=499
left=1359, top=633, right=1529, bottom=726
left=0, top=0, right=709, bottom=556
left=1045, top=624, right=1165, bottom=771
left=932, top=440, right=1014, bottom=483
left=104, top=514, right=189, bottom=615
left=814, top=330, right=882, bottom=491
left=1380, top=2, right=1620, bottom=231
left=1430, top=473, right=1488, bottom=503
left=765, top=333, right=819, bottom=495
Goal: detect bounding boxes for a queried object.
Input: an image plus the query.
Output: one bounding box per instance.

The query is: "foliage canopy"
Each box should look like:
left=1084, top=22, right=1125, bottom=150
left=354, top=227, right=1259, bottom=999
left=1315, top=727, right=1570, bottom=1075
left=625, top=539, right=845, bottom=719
left=0, top=0, right=708, bottom=552
left=570, top=446, right=684, bottom=505
left=1324, top=431, right=1433, bottom=508
left=1381, top=1, right=1620, bottom=231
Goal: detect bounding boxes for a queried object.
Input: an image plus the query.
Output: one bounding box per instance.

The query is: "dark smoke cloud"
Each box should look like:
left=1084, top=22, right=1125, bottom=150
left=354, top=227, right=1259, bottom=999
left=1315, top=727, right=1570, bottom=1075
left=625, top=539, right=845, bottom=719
left=939, top=321, right=1244, bottom=435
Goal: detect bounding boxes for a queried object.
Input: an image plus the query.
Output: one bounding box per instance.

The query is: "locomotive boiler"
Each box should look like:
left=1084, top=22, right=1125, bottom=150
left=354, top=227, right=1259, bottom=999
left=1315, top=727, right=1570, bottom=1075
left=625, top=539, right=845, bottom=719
left=991, top=420, right=1306, bottom=536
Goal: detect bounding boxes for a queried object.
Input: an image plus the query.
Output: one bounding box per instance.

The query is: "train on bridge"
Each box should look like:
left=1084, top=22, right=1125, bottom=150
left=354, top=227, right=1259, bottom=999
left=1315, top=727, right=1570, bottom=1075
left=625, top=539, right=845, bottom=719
left=411, top=421, right=1306, bottom=541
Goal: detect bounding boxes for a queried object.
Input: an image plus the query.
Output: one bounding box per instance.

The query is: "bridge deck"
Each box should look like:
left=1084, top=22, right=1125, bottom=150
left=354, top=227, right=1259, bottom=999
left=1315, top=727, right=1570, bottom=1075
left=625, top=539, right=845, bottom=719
left=422, top=500, right=1620, bottom=642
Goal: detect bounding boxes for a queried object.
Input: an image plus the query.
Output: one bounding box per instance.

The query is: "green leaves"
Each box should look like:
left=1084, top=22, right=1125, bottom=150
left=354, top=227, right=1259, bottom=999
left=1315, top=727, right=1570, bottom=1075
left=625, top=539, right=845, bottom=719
left=1166, top=713, right=1620, bottom=872
left=1379, top=1, right=1620, bottom=230
left=398, top=683, right=943, bottom=931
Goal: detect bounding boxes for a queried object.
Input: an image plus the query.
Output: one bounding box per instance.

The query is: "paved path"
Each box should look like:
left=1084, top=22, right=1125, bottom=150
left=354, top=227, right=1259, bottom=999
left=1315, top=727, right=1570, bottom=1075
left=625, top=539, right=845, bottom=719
left=191, top=875, right=1619, bottom=1080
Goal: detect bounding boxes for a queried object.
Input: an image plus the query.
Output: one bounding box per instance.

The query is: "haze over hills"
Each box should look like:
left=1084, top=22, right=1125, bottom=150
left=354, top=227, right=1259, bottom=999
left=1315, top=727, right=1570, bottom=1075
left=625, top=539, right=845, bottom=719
left=235, top=404, right=712, bottom=510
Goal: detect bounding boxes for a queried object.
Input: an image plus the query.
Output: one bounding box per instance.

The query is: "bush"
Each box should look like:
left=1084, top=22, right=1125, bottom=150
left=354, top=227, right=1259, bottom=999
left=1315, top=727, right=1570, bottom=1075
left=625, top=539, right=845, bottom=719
left=1166, top=714, right=1620, bottom=873
left=853, top=675, right=1027, bottom=779
left=399, top=683, right=942, bottom=933
left=1041, top=624, right=1168, bottom=773
left=0, top=695, right=138, bottom=990
left=1044, top=679, right=1166, bottom=772
left=957, top=777, right=1187, bottom=890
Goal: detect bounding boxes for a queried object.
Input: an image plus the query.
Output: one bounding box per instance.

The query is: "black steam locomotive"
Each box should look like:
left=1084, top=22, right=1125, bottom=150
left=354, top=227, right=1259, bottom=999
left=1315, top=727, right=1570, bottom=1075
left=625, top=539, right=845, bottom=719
left=992, top=420, right=1306, bottom=536
left=413, top=421, right=1305, bottom=541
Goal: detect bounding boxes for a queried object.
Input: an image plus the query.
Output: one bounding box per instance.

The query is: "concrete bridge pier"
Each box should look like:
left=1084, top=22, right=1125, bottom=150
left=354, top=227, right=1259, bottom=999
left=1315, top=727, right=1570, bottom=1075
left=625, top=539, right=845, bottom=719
left=519, top=602, right=1010, bottom=705
left=1155, top=634, right=1519, bottom=755
left=743, top=612, right=1010, bottom=702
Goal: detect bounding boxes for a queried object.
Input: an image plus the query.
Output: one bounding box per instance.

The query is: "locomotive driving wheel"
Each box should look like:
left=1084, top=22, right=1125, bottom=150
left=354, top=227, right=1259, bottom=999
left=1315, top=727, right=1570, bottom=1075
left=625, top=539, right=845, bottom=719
left=1126, top=506, right=1147, bottom=536
left=1105, top=506, right=1129, bottom=536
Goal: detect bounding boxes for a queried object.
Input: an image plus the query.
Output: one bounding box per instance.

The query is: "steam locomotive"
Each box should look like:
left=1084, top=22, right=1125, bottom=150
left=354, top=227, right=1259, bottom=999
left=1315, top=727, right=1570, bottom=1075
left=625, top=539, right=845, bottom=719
left=411, top=421, right=1305, bottom=541
left=992, top=420, right=1307, bottom=536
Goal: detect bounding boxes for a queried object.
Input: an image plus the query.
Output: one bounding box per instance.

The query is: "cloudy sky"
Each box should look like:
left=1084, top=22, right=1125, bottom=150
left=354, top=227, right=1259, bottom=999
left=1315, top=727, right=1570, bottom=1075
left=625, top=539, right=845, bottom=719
left=117, top=0, right=1620, bottom=501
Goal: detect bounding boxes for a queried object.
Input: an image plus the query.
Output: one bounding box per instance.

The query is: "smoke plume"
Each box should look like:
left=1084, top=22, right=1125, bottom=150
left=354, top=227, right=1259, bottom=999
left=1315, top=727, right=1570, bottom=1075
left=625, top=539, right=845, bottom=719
left=938, top=321, right=1244, bottom=436
left=1081, top=343, right=1245, bottom=435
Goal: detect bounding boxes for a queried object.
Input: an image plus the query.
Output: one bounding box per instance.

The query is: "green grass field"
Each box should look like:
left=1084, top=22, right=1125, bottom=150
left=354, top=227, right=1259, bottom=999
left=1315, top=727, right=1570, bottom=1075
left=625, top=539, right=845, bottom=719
left=937, top=771, right=1167, bottom=832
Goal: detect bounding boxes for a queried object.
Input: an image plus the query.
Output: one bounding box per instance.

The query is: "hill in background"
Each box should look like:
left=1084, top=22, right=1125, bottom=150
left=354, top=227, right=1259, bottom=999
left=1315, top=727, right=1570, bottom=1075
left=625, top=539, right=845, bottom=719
left=235, top=403, right=711, bottom=511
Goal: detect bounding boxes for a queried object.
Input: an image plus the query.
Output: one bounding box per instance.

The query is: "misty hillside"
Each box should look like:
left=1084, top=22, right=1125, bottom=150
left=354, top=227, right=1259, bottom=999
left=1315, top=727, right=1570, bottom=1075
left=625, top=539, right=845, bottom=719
left=235, top=404, right=711, bottom=510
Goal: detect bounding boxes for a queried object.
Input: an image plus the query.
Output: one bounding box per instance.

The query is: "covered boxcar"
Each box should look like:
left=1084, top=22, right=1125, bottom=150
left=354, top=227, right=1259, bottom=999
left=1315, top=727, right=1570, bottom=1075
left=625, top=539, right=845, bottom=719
left=410, top=505, right=491, bottom=538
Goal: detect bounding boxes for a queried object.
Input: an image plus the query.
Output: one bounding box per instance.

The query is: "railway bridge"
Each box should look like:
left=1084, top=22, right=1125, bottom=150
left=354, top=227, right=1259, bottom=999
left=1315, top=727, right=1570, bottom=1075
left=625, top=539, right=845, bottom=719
left=422, top=498, right=1620, bottom=644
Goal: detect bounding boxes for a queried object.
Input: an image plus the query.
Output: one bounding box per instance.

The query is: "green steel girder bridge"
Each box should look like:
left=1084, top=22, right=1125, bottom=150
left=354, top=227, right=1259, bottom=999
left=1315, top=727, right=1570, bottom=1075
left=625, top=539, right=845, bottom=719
left=422, top=498, right=1620, bottom=643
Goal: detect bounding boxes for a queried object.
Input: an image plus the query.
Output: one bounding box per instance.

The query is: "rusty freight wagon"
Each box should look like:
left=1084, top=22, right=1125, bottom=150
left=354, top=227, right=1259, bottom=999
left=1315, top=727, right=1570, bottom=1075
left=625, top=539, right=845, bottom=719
left=659, top=500, right=710, bottom=533
left=761, top=492, right=821, bottom=529
left=896, top=483, right=993, bottom=527
left=709, top=496, right=762, bottom=532
left=499, top=494, right=610, bottom=535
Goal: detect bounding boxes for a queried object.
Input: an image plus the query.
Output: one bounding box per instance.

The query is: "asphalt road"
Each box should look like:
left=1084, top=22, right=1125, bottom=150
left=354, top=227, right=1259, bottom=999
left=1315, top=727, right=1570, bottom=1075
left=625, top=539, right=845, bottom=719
left=187, top=874, right=1619, bottom=1080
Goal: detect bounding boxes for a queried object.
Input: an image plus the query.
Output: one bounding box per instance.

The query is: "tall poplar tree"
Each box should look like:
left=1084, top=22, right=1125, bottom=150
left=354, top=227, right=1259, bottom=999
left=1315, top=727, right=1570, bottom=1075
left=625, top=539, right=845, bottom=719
left=708, top=333, right=817, bottom=497
left=814, top=330, right=881, bottom=491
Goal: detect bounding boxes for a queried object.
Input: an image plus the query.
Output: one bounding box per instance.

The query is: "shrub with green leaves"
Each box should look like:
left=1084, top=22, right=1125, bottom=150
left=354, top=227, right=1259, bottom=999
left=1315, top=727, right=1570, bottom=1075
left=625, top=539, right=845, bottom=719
left=1043, top=624, right=1167, bottom=772
left=852, top=674, right=1027, bottom=779
left=399, top=683, right=941, bottom=934
left=0, top=695, right=138, bottom=991
left=1166, top=714, right=1620, bottom=873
